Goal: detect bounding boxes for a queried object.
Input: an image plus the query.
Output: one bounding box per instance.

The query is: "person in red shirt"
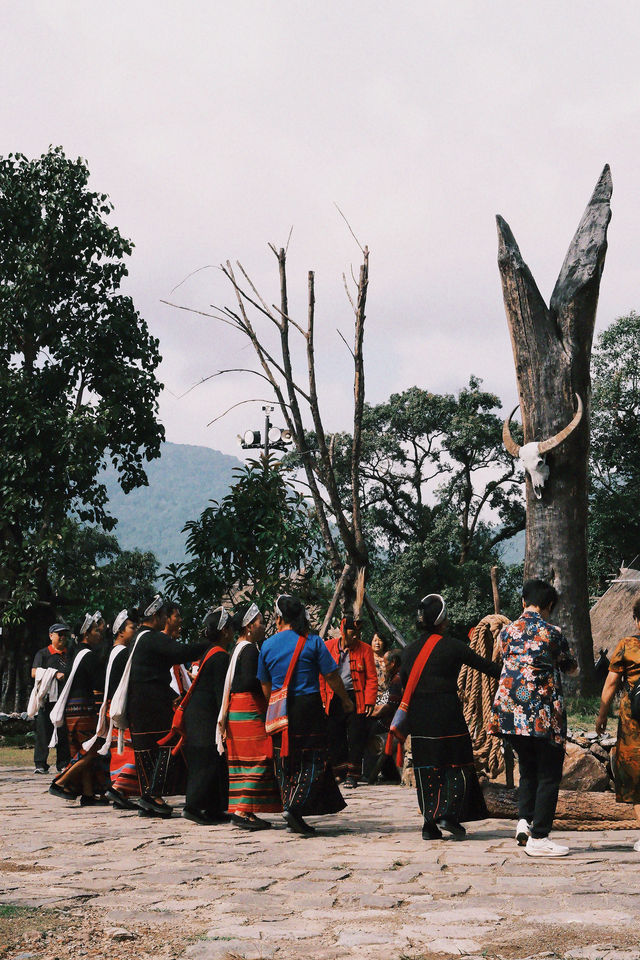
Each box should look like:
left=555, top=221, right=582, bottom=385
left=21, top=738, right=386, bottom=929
left=31, top=624, right=71, bottom=774
left=320, top=616, right=377, bottom=788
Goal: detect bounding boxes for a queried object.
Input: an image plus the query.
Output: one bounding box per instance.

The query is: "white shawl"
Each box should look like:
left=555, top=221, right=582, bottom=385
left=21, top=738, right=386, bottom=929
left=82, top=644, right=128, bottom=756
left=48, top=648, right=91, bottom=747
left=27, top=667, right=59, bottom=719
left=215, top=639, right=250, bottom=755
left=109, top=629, right=149, bottom=755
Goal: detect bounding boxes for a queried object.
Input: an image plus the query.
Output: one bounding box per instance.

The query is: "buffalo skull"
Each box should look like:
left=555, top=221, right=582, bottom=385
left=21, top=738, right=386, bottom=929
left=503, top=394, right=583, bottom=499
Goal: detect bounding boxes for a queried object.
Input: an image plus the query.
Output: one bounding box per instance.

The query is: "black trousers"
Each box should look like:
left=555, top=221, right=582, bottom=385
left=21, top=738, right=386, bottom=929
left=34, top=706, right=70, bottom=771
left=327, top=692, right=369, bottom=779
left=508, top=735, right=565, bottom=838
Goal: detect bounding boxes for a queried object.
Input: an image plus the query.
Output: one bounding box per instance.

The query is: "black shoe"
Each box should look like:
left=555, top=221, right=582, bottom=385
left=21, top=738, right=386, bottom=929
left=422, top=820, right=443, bottom=840
left=231, top=813, right=267, bottom=831
left=34, top=766, right=49, bottom=775
left=206, top=811, right=231, bottom=823
left=343, top=776, right=358, bottom=789
left=105, top=788, right=137, bottom=810
left=182, top=808, right=219, bottom=826
left=283, top=810, right=316, bottom=835
left=80, top=794, right=110, bottom=807
left=249, top=815, right=272, bottom=830
left=136, top=796, right=173, bottom=818
left=48, top=781, right=77, bottom=801
left=438, top=817, right=466, bottom=840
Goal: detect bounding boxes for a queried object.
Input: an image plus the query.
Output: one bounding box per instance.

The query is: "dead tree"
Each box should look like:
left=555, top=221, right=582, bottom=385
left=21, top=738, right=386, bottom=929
left=167, top=239, right=371, bottom=624
left=497, top=166, right=612, bottom=692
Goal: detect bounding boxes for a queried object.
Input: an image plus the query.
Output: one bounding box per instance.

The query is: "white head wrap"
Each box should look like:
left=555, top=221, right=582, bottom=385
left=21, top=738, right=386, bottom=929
left=420, top=594, right=447, bottom=626
left=275, top=595, right=291, bottom=619
left=93, top=610, right=103, bottom=622
left=112, top=609, right=129, bottom=636
left=80, top=612, right=99, bottom=636
left=241, top=603, right=261, bottom=629
left=143, top=594, right=164, bottom=618
left=203, top=605, right=229, bottom=632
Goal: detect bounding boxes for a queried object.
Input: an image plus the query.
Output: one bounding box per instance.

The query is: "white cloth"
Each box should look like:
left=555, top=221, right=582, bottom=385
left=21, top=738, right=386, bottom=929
left=27, top=667, right=59, bottom=719
left=169, top=664, right=192, bottom=696
left=48, top=648, right=91, bottom=747
left=109, top=630, right=149, bottom=753
left=215, top=640, right=250, bottom=755
left=82, top=645, right=128, bottom=756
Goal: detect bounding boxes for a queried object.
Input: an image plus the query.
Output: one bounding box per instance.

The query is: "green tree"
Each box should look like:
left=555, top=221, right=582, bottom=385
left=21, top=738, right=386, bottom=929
left=589, top=311, right=640, bottom=593
left=313, top=380, right=524, bottom=635
left=162, top=459, right=330, bottom=634
left=0, top=147, right=164, bottom=709
left=47, top=522, right=159, bottom=629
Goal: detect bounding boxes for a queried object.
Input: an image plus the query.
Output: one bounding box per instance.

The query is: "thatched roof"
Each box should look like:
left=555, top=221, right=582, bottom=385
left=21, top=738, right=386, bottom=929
left=590, top=567, right=640, bottom=656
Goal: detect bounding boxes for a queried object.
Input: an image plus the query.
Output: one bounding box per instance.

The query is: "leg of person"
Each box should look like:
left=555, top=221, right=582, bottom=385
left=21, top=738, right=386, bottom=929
left=56, top=723, right=71, bottom=772
left=344, top=703, right=368, bottom=787
left=326, top=696, right=349, bottom=782
left=525, top=739, right=568, bottom=857
left=633, top=804, right=640, bottom=852
left=33, top=707, right=51, bottom=773
left=508, top=735, right=536, bottom=845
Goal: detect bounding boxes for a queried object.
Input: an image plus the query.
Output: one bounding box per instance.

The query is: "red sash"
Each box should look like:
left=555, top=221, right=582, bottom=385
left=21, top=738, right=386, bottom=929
left=385, top=633, right=442, bottom=756
left=264, top=634, right=307, bottom=758
left=157, top=645, right=224, bottom=756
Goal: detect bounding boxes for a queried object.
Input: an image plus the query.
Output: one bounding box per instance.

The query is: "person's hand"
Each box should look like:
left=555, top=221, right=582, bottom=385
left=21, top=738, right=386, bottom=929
left=364, top=704, right=374, bottom=717
left=595, top=712, right=608, bottom=735
left=342, top=696, right=355, bottom=714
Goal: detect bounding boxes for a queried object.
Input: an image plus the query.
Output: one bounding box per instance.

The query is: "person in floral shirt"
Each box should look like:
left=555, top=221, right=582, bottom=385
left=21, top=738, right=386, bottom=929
left=489, top=579, right=578, bottom=858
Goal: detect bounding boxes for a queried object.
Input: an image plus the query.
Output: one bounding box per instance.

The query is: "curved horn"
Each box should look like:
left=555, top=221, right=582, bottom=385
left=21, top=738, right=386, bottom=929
left=537, top=393, right=584, bottom=455
left=502, top=405, right=521, bottom=458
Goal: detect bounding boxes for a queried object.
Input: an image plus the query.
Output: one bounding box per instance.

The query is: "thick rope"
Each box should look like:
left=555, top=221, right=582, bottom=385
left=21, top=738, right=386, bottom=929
left=458, top=614, right=510, bottom=779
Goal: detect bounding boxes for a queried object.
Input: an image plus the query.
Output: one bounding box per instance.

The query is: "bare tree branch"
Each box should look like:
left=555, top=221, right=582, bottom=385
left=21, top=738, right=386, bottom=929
left=334, top=202, right=364, bottom=254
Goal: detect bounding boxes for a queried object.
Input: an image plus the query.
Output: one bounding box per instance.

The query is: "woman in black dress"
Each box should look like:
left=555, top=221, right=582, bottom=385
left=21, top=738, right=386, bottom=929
left=182, top=606, right=233, bottom=825
left=401, top=594, right=500, bottom=841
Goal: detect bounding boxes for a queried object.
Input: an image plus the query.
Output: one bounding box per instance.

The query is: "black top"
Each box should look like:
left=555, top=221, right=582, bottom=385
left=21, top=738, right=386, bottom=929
left=129, top=627, right=208, bottom=689
left=68, top=645, right=105, bottom=700
left=230, top=643, right=262, bottom=695
left=400, top=632, right=500, bottom=696
left=32, top=645, right=66, bottom=673
left=184, top=644, right=230, bottom=746
left=107, top=646, right=129, bottom=699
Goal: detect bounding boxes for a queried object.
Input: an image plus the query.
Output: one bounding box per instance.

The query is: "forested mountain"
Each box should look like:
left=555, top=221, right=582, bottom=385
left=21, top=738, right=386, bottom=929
left=102, top=442, right=242, bottom=570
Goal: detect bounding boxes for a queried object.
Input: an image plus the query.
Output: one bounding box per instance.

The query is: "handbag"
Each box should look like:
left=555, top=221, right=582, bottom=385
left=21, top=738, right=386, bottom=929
left=265, top=634, right=307, bottom=756
left=385, top=633, right=442, bottom=752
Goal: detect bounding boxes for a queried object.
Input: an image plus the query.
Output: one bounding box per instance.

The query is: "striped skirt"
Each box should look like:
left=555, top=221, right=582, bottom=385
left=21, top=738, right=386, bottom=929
left=56, top=698, right=109, bottom=794
left=110, top=729, right=141, bottom=798
left=226, top=692, right=282, bottom=814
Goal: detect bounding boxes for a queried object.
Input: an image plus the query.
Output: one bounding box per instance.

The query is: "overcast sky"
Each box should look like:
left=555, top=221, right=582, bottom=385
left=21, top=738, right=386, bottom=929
left=2, top=2, right=638, bottom=455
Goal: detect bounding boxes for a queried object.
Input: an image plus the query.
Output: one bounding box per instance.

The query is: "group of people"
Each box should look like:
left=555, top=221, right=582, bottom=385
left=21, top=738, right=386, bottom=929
left=28, top=580, right=640, bottom=855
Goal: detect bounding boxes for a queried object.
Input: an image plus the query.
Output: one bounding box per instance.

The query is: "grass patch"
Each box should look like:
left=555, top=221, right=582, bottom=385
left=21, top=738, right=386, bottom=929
left=0, top=745, right=32, bottom=767
left=565, top=694, right=616, bottom=732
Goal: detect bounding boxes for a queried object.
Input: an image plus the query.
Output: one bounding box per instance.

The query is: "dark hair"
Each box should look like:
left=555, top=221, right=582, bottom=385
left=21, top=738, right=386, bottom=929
left=372, top=633, right=388, bottom=651
left=203, top=606, right=231, bottom=641
left=276, top=595, right=308, bottom=636
left=416, top=595, right=446, bottom=632
left=165, top=601, right=180, bottom=617
left=522, top=579, right=558, bottom=611
left=232, top=603, right=260, bottom=633
left=385, top=649, right=401, bottom=667
left=633, top=597, right=640, bottom=622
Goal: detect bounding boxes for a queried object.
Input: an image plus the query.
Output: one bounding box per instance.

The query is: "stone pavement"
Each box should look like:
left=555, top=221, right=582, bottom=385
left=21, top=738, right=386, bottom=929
left=2, top=763, right=640, bottom=960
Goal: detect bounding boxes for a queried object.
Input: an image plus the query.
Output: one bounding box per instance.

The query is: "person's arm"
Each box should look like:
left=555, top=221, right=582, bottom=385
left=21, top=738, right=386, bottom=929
left=361, top=644, right=378, bottom=717
left=324, top=669, right=354, bottom=713
left=596, top=670, right=622, bottom=734
left=261, top=681, right=272, bottom=702
left=154, top=632, right=208, bottom=666
left=458, top=639, right=501, bottom=678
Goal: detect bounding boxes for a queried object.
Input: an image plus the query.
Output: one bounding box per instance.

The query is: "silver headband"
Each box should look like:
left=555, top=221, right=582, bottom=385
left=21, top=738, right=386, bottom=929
left=204, top=605, right=229, bottom=631
left=112, top=609, right=129, bottom=636
left=144, top=594, right=164, bottom=617
left=275, top=595, right=290, bottom=618
left=241, top=603, right=260, bottom=628
left=421, top=594, right=447, bottom=626
left=93, top=610, right=103, bottom=622
left=80, top=612, right=97, bottom=635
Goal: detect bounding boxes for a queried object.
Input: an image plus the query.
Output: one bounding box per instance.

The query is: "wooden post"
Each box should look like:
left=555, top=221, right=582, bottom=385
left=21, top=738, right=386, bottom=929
left=497, top=167, right=612, bottom=693
left=490, top=566, right=501, bottom=616
left=320, top=563, right=351, bottom=638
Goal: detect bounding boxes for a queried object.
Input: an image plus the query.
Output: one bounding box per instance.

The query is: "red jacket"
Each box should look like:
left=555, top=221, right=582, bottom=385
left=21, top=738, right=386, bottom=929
left=319, top=637, right=378, bottom=714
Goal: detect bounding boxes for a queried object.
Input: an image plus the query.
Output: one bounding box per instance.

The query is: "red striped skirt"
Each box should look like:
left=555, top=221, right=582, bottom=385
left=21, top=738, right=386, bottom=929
left=110, top=729, right=141, bottom=798
left=226, top=692, right=282, bottom=814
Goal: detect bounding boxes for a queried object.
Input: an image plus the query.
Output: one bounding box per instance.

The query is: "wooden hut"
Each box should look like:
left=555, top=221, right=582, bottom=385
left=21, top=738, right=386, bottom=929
left=590, top=566, right=640, bottom=657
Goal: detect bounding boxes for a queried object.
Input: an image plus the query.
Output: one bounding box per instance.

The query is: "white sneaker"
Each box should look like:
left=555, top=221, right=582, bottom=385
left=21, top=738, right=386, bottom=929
left=515, top=818, right=531, bottom=846
left=633, top=838, right=640, bottom=852
left=524, top=836, right=570, bottom=858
